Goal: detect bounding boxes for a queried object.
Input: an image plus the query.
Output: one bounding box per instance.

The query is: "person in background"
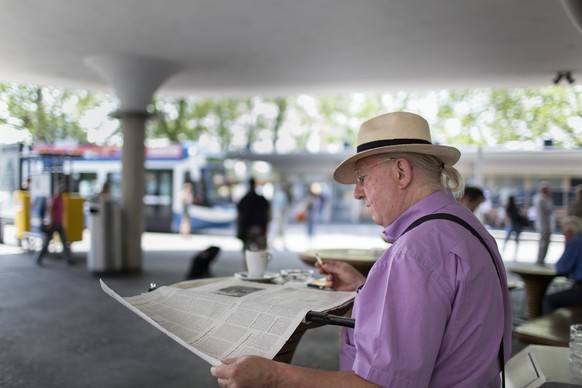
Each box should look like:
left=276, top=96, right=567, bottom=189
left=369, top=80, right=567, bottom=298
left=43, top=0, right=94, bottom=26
left=179, top=182, right=194, bottom=238
left=305, top=184, right=322, bottom=243
left=502, top=195, right=525, bottom=261
left=211, top=112, right=511, bottom=387
left=569, top=185, right=582, bottom=219
left=21, top=177, right=32, bottom=191
left=271, top=182, right=292, bottom=250
left=236, top=178, right=271, bottom=264
left=97, top=181, right=113, bottom=201
left=534, top=182, right=554, bottom=266
left=34, top=183, right=73, bottom=265
left=459, top=185, right=485, bottom=213
left=543, top=216, right=582, bottom=314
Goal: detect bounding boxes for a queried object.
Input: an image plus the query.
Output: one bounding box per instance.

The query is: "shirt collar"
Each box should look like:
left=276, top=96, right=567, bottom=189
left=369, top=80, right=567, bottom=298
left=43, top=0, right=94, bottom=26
left=382, top=189, right=457, bottom=243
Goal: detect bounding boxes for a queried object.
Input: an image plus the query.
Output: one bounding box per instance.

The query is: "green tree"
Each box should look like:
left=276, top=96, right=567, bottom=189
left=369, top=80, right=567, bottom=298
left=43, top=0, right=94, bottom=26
left=213, top=98, right=247, bottom=152
left=318, top=95, right=355, bottom=148
left=267, top=97, right=287, bottom=151
left=3, top=81, right=582, bottom=151
left=0, top=83, right=111, bottom=144
left=431, top=86, right=582, bottom=147
left=148, top=95, right=216, bottom=142
left=148, top=95, right=289, bottom=153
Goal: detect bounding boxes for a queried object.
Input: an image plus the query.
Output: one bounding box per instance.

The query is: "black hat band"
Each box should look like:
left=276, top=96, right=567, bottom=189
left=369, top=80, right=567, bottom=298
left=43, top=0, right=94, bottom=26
left=357, top=138, right=432, bottom=153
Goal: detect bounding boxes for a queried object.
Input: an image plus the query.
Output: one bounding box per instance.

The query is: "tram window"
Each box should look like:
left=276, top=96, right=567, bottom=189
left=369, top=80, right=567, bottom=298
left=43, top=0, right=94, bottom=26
left=145, top=172, right=157, bottom=195
left=144, top=170, right=172, bottom=196
left=201, top=165, right=232, bottom=206
left=142, top=170, right=173, bottom=206
left=71, top=172, right=98, bottom=198
left=106, top=173, right=122, bottom=200
left=159, top=171, right=172, bottom=197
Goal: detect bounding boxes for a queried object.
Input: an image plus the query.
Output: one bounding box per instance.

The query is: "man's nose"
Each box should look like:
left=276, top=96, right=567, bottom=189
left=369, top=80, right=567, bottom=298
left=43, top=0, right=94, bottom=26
left=353, top=184, right=365, bottom=200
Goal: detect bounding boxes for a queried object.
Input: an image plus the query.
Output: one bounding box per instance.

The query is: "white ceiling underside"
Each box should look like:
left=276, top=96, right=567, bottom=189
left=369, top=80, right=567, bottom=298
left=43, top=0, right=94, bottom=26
left=2, top=0, right=582, bottom=97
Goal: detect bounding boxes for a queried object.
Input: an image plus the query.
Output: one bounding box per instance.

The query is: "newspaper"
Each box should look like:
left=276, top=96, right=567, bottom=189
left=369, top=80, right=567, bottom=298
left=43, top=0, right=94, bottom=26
left=100, top=278, right=354, bottom=366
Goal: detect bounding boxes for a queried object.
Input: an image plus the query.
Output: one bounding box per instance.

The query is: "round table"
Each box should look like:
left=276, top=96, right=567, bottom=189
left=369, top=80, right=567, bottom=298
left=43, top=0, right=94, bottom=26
left=507, top=265, right=557, bottom=319
left=299, top=248, right=385, bottom=276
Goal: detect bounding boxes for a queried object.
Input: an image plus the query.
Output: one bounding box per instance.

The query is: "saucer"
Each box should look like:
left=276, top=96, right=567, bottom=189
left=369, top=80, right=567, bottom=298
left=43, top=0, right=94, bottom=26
left=234, top=271, right=280, bottom=283
left=280, top=269, right=314, bottom=281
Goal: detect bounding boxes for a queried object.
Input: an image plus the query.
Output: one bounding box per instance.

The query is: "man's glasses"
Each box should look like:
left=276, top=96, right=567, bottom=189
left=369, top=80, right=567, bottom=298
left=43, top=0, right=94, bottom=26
left=355, top=158, right=394, bottom=185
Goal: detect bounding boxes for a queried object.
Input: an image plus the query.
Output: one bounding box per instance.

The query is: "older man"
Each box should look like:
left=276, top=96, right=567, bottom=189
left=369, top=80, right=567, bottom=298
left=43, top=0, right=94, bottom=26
left=543, top=216, right=582, bottom=314
left=211, top=112, right=512, bottom=387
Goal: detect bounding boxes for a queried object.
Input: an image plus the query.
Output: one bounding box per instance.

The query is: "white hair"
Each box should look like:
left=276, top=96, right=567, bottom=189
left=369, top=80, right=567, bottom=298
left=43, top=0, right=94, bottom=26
left=561, top=216, right=582, bottom=235
left=389, top=152, right=464, bottom=196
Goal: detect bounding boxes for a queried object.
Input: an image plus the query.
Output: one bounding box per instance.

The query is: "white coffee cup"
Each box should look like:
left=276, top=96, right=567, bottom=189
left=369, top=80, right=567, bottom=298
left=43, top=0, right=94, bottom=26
left=245, top=250, right=272, bottom=278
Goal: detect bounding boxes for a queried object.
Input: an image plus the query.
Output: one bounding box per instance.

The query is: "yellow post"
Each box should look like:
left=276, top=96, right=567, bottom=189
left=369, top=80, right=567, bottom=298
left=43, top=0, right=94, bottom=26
left=63, top=193, right=85, bottom=243
left=14, top=191, right=30, bottom=240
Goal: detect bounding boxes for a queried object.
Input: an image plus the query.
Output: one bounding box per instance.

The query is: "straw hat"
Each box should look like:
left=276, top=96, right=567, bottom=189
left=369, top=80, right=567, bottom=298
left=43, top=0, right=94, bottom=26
left=333, top=112, right=461, bottom=184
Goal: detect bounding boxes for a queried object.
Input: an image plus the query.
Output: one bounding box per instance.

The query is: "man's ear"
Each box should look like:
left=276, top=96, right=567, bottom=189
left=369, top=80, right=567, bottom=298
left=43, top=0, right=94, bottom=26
left=395, top=158, right=412, bottom=188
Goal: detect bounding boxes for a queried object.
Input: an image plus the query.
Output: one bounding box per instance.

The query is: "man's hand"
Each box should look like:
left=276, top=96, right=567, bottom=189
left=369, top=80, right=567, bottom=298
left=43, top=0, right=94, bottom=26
left=316, top=260, right=366, bottom=292
left=211, top=356, right=278, bottom=388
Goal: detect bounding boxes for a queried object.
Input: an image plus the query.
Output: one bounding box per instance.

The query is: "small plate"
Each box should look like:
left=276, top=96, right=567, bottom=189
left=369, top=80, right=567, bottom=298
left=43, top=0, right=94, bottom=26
left=281, top=269, right=314, bottom=282
left=234, top=271, right=280, bottom=283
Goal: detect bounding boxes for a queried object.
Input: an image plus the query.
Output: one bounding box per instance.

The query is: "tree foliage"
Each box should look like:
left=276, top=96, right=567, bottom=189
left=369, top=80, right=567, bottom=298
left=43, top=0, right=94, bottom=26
left=0, top=83, right=112, bottom=144
left=147, top=95, right=289, bottom=152
left=430, top=86, right=582, bottom=147
left=2, top=81, right=582, bottom=150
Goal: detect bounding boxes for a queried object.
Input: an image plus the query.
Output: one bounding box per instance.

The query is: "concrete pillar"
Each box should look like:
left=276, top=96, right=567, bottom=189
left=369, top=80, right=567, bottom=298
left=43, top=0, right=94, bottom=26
left=117, top=112, right=148, bottom=271
left=562, top=0, right=582, bottom=36
left=84, top=54, right=181, bottom=272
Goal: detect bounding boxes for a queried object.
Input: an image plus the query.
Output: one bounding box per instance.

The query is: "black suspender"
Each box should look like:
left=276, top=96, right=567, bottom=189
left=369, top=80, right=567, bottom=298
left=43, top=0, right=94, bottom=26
left=401, top=213, right=506, bottom=387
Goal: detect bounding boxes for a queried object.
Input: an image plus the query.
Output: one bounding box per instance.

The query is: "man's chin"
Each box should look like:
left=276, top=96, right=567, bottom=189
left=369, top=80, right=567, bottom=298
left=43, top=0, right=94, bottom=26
left=370, top=214, right=382, bottom=226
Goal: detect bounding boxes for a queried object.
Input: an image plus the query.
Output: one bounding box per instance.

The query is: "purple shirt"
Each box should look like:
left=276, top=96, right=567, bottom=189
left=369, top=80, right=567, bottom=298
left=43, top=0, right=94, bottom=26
left=340, top=190, right=512, bottom=387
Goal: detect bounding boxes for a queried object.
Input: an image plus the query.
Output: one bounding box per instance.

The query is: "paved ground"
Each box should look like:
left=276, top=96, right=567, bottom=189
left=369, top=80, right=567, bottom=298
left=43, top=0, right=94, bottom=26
left=0, top=223, right=567, bottom=388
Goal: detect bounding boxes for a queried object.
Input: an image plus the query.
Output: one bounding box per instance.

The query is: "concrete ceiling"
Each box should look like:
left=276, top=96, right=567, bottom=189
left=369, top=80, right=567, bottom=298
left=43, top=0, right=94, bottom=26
left=2, top=0, right=582, bottom=98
